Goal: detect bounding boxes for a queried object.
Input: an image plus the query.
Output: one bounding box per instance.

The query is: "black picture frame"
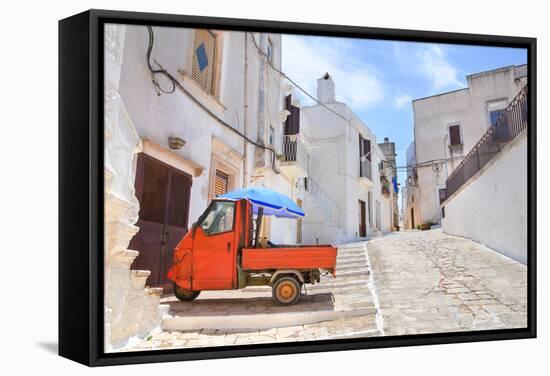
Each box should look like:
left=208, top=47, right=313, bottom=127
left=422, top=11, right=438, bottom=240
left=59, top=8, right=537, bottom=367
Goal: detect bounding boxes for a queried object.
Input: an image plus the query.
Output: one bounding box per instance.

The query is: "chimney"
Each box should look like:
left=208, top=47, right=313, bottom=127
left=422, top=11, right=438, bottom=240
left=317, top=72, right=335, bottom=104
left=384, top=137, right=389, bottom=143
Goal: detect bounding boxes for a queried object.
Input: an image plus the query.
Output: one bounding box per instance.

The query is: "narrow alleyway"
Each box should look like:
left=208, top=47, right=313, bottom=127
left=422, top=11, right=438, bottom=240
left=368, top=229, right=527, bottom=336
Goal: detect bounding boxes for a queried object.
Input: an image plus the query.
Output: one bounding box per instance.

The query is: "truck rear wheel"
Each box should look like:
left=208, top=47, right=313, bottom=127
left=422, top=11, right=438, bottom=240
left=272, top=276, right=301, bottom=305
left=173, top=283, right=200, bottom=301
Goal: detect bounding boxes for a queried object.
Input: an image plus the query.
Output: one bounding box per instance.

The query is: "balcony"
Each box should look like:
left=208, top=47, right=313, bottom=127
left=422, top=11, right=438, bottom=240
left=279, top=134, right=308, bottom=178
left=359, top=158, right=373, bottom=188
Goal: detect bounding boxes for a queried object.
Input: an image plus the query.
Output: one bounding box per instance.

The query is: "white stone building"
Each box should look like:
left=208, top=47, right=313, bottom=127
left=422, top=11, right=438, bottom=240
left=411, top=65, right=527, bottom=226
left=300, top=74, right=394, bottom=244
left=403, top=141, right=421, bottom=229
left=378, top=137, right=399, bottom=230
left=103, top=24, right=304, bottom=349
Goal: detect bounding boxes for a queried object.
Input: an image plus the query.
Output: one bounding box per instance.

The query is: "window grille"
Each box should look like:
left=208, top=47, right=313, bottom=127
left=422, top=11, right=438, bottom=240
left=192, top=29, right=217, bottom=95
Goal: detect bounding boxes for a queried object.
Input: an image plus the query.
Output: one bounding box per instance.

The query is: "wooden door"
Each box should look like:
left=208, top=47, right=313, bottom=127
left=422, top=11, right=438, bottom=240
left=130, top=154, right=192, bottom=292
left=358, top=200, right=367, bottom=237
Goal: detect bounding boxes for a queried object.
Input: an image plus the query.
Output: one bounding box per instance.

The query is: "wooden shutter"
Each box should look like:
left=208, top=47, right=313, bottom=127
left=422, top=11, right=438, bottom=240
left=290, top=105, right=300, bottom=135
left=284, top=94, right=300, bottom=135
left=449, top=125, right=461, bottom=145
left=214, top=170, right=229, bottom=196
left=285, top=95, right=292, bottom=134
left=192, top=29, right=217, bottom=95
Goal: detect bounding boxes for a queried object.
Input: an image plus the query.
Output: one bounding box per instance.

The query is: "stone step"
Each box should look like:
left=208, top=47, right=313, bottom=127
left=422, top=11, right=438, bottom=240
left=307, top=279, right=370, bottom=291
left=337, top=248, right=367, bottom=256
left=161, top=307, right=376, bottom=331
left=146, top=287, right=163, bottom=297
left=336, top=242, right=368, bottom=250
left=337, top=255, right=367, bottom=263
left=328, top=328, right=381, bottom=339
left=336, top=262, right=368, bottom=272
left=130, top=270, right=151, bottom=290
left=333, top=269, right=370, bottom=278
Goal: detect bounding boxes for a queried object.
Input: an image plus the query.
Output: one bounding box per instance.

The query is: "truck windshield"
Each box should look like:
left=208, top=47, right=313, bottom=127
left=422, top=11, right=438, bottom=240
left=200, top=201, right=235, bottom=235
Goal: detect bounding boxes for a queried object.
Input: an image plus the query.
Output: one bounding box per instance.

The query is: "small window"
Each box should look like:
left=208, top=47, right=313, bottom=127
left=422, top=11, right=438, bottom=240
left=489, top=109, right=506, bottom=127
left=441, top=206, right=446, bottom=219
left=214, top=169, right=229, bottom=197
left=439, top=188, right=447, bottom=205
left=303, top=177, right=309, bottom=192
left=269, top=126, right=275, bottom=146
left=201, top=201, right=235, bottom=235
left=192, top=29, right=218, bottom=95
left=449, top=125, right=462, bottom=146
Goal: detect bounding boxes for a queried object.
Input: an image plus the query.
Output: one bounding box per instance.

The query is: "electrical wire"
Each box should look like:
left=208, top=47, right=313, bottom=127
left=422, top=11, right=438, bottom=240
left=145, top=26, right=280, bottom=173
left=146, top=26, right=176, bottom=95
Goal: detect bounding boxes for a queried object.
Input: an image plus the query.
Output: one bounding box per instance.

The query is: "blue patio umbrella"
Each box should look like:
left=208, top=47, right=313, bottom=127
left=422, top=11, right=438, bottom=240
left=216, top=187, right=305, bottom=218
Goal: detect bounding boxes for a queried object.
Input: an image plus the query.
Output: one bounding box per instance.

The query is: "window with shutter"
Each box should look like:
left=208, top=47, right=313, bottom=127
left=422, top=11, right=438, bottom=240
left=214, top=170, right=229, bottom=197
left=449, top=125, right=462, bottom=146
left=284, top=94, right=300, bottom=135
left=192, top=29, right=218, bottom=95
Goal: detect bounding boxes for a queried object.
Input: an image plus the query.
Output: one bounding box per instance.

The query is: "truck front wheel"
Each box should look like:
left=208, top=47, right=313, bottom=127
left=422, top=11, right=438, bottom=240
left=272, top=276, right=301, bottom=305
left=173, top=283, right=201, bottom=301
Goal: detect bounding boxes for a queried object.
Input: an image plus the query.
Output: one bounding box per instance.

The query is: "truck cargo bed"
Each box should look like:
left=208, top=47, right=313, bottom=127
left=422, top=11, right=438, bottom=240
left=241, top=245, right=337, bottom=271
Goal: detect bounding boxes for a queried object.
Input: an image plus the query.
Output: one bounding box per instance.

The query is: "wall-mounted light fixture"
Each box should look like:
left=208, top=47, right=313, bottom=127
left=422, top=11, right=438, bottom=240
left=168, top=136, right=186, bottom=150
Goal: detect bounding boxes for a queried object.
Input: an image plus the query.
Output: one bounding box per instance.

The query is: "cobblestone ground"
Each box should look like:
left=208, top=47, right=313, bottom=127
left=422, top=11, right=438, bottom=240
left=368, top=229, right=527, bottom=336
left=121, top=242, right=380, bottom=352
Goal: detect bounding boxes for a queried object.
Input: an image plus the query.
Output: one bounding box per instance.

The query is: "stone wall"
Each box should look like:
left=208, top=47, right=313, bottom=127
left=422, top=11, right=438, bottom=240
left=103, top=23, right=164, bottom=351
left=441, top=132, right=527, bottom=264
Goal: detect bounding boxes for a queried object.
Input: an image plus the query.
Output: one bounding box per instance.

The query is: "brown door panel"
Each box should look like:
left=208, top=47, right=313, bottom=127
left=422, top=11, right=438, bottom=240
left=131, top=153, right=193, bottom=291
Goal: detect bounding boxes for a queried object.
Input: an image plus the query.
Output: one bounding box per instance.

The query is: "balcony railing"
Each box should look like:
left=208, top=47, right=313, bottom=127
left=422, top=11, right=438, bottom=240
left=359, top=158, right=372, bottom=181
left=281, top=134, right=308, bottom=177
left=445, top=84, right=528, bottom=200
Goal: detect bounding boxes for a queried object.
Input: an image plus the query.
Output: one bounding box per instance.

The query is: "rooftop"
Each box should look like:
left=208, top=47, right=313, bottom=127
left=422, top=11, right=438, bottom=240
left=412, top=64, right=527, bottom=103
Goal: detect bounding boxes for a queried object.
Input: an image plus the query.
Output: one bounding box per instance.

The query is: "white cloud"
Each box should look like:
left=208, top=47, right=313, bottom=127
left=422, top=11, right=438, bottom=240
left=393, top=92, right=413, bottom=110
left=282, top=35, right=384, bottom=110
left=393, top=43, right=465, bottom=91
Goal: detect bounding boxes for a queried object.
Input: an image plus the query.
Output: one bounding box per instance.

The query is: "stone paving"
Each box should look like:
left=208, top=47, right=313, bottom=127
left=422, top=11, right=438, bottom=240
left=120, top=242, right=381, bottom=352
left=367, top=228, right=527, bottom=336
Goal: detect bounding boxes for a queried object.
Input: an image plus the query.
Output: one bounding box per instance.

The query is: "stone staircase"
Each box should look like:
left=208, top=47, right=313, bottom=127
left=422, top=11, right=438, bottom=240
left=160, top=242, right=382, bottom=339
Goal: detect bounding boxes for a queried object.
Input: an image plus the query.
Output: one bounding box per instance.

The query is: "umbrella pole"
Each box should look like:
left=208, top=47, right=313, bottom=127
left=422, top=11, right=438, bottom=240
left=254, top=207, right=264, bottom=248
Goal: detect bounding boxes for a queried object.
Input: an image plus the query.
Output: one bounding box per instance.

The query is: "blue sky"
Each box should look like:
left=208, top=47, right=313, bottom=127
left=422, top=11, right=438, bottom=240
left=281, top=35, right=527, bottom=202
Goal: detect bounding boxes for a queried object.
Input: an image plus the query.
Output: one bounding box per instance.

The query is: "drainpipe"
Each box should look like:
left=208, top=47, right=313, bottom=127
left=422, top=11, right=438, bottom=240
left=443, top=134, right=449, bottom=179
left=243, top=32, right=249, bottom=187
left=258, top=33, right=267, bottom=167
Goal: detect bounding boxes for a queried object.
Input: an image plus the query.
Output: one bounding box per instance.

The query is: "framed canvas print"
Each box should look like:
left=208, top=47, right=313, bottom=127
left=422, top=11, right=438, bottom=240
left=58, top=9, right=536, bottom=366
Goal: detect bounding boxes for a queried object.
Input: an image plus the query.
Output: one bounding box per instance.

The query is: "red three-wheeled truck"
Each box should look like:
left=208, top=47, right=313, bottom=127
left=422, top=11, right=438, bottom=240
left=167, top=187, right=338, bottom=305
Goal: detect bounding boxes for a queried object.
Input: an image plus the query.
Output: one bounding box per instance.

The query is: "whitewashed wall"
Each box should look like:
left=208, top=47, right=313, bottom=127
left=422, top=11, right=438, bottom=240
left=103, top=23, right=164, bottom=352
left=441, top=133, right=527, bottom=264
